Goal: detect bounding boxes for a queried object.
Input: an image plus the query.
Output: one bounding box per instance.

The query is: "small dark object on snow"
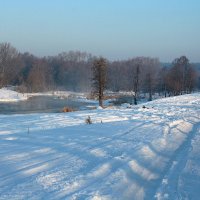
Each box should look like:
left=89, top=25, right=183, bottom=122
left=85, top=116, right=92, bottom=124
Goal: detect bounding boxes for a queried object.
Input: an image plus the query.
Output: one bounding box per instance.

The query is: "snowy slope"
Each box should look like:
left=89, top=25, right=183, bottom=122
left=0, top=94, right=200, bottom=200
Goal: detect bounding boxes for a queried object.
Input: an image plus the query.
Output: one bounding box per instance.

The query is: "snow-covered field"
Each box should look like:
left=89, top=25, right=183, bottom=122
left=0, top=93, right=200, bottom=199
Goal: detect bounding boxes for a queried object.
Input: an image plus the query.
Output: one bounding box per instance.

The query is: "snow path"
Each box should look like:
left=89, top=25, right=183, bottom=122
left=0, top=93, right=200, bottom=199
left=155, top=122, right=200, bottom=200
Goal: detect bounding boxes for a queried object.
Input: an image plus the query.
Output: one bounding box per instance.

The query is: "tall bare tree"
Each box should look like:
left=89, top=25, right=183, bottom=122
left=132, top=58, right=142, bottom=105
left=158, top=66, right=170, bottom=97
left=143, top=58, right=160, bottom=101
left=92, top=57, right=107, bottom=107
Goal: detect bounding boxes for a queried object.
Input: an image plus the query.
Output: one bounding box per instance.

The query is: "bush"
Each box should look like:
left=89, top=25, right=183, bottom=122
left=62, top=106, right=74, bottom=112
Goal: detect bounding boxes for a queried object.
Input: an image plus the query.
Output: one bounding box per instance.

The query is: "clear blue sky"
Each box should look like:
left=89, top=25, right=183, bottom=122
left=0, top=0, right=199, bottom=62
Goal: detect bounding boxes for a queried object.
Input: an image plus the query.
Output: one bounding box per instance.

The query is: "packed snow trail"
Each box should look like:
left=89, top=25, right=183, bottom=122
left=0, top=93, right=200, bottom=199
left=155, top=123, right=200, bottom=200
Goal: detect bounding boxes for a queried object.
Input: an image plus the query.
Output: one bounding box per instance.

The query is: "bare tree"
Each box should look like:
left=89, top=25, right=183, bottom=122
left=168, top=56, right=196, bottom=95
left=27, top=59, right=54, bottom=92
left=1, top=42, right=199, bottom=97
left=0, top=42, right=20, bottom=87
left=158, top=66, right=170, bottom=97
left=108, top=60, right=132, bottom=91
left=92, top=57, right=107, bottom=107
left=143, top=58, right=160, bottom=101
left=184, top=64, right=196, bottom=93
left=132, top=59, right=141, bottom=105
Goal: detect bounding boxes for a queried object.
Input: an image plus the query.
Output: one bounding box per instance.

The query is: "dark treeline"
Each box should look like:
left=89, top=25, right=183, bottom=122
left=0, top=42, right=199, bottom=99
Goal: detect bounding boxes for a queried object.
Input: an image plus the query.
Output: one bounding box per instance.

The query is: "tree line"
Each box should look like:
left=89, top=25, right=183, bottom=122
left=0, top=42, right=199, bottom=103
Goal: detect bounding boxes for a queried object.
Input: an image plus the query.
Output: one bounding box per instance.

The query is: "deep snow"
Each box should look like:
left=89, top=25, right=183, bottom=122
left=0, top=93, right=200, bottom=199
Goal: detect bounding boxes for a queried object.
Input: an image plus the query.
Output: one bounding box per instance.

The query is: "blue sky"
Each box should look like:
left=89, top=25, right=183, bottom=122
left=0, top=0, right=199, bottom=61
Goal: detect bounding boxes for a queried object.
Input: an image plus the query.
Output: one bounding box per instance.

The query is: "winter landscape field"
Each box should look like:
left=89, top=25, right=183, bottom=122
left=1, top=1, right=200, bottom=199
left=0, top=89, right=200, bottom=200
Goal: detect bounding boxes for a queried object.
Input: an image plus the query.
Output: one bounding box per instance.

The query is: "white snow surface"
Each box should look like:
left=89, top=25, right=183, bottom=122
left=0, top=93, right=200, bottom=199
left=0, top=88, right=28, bottom=102
left=0, top=88, right=88, bottom=102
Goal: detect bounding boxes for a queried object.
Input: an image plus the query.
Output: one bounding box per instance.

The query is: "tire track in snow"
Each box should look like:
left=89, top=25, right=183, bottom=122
left=45, top=156, right=127, bottom=199
left=41, top=124, right=161, bottom=199
left=154, top=122, right=200, bottom=200
left=84, top=121, right=150, bottom=152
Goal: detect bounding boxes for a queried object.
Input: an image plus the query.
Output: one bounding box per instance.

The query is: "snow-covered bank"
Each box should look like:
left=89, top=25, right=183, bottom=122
left=0, top=88, right=88, bottom=102
left=0, top=88, right=28, bottom=102
left=26, top=91, right=87, bottom=99
left=0, top=93, right=200, bottom=199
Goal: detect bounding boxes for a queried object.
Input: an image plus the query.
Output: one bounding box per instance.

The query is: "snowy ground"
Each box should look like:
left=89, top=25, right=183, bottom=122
left=0, top=94, right=200, bottom=199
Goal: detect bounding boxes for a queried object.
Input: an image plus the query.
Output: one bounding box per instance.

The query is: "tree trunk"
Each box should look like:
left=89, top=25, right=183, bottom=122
left=133, top=95, right=137, bottom=105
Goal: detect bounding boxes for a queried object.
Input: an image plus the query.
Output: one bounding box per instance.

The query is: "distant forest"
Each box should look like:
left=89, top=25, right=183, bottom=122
left=0, top=42, right=199, bottom=97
